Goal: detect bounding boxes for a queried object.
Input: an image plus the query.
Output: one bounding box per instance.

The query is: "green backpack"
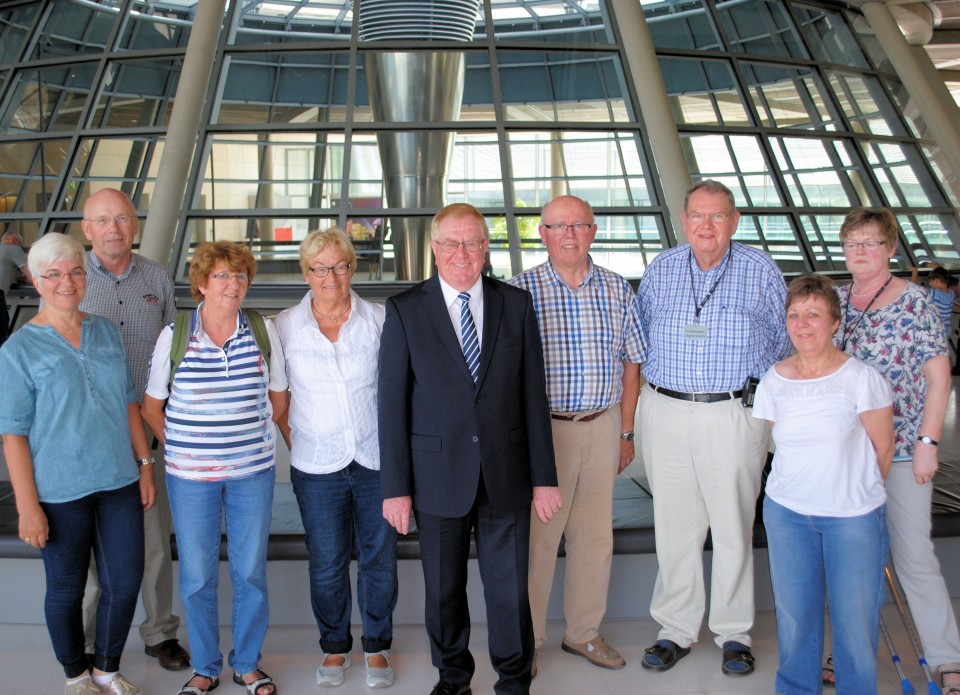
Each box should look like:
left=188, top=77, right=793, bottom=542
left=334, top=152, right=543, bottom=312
left=169, top=308, right=272, bottom=383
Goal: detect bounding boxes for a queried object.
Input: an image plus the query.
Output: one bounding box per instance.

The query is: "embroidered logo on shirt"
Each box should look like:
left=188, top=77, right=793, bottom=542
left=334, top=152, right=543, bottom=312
left=143, top=293, right=160, bottom=305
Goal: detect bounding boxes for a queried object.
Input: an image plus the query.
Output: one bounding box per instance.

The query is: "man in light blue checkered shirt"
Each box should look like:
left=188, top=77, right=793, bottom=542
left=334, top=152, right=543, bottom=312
left=511, top=195, right=646, bottom=675
left=636, top=180, right=789, bottom=678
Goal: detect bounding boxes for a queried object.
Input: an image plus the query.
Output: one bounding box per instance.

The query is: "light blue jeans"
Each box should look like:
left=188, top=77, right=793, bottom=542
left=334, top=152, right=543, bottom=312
left=764, top=496, right=888, bottom=695
left=167, top=468, right=275, bottom=678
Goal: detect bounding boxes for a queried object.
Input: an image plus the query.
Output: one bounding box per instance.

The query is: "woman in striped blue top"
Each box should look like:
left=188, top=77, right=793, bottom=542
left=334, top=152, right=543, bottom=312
left=143, top=242, right=287, bottom=695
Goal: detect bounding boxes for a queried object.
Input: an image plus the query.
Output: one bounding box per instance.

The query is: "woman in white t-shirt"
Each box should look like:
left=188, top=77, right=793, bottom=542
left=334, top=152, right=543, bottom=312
left=753, top=274, right=894, bottom=695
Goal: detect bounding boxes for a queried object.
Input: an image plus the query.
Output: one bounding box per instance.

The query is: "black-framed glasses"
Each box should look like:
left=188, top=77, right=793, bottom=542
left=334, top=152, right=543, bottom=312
left=308, top=263, right=351, bottom=278
left=83, top=215, right=136, bottom=228
left=542, top=223, right=593, bottom=233
left=841, top=240, right=886, bottom=251
left=434, top=240, right=485, bottom=254
left=40, top=268, right=86, bottom=282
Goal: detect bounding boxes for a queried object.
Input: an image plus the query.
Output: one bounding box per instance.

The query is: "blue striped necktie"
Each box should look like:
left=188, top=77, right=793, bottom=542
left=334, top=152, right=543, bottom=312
left=459, top=291, right=480, bottom=383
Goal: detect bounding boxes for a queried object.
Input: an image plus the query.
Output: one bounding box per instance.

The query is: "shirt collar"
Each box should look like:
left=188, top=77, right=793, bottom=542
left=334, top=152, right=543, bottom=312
left=88, top=249, right=137, bottom=281
left=545, top=254, right=595, bottom=291
left=438, top=274, right=483, bottom=309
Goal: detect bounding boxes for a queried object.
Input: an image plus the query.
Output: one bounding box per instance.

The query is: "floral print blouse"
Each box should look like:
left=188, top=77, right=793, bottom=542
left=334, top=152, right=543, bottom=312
left=835, top=282, right=947, bottom=459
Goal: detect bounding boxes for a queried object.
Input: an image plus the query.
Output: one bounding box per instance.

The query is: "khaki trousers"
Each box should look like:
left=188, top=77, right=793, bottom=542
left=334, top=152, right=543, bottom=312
left=639, top=386, right=768, bottom=649
left=528, top=406, right=619, bottom=647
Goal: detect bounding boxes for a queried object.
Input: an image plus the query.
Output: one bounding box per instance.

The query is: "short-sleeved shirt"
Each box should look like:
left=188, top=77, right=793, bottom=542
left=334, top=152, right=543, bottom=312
left=637, top=241, right=790, bottom=392
left=510, top=257, right=646, bottom=412
left=79, top=251, right=176, bottom=400
left=0, top=315, right=140, bottom=503
left=927, top=287, right=955, bottom=329
left=836, top=282, right=947, bottom=459
left=0, top=244, right=28, bottom=294
left=753, top=357, right=892, bottom=517
left=275, top=290, right=384, bottom=474
left=145, top=306, right=287, bottom=481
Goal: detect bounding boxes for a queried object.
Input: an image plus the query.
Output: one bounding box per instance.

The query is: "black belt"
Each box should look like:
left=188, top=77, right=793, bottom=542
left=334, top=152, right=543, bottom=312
left=650, top=384, right=743, bottom=404
left=551, top=410, right=605, bottom=423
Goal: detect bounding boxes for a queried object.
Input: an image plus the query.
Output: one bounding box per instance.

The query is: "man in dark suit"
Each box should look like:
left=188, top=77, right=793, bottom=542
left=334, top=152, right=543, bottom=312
left=379, top=203, right=561, bottom=695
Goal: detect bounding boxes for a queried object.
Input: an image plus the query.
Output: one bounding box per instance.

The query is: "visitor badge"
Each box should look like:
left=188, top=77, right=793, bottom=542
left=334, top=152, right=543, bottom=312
left=684, top=324, right=708, bottom=341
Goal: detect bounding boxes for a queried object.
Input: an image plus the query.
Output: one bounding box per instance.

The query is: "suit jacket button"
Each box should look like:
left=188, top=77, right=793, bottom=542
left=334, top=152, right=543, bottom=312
left=474, top=397, right=480, bottom=404
left=472, top=435, right=479, bottom=443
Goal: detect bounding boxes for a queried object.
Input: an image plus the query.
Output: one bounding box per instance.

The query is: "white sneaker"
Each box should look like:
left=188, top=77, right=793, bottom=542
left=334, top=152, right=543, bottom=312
left=365, top=650, right=394, bottom=689
left=317, top=653, right=351, bottom=687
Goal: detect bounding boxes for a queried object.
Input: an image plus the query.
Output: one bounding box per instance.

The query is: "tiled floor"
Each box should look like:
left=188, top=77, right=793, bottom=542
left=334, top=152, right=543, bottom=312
left=2, top=600, right=958, bottom=695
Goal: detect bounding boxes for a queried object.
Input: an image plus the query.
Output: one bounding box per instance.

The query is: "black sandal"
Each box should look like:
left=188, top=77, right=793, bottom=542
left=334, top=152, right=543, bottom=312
left=641, top=639, right=691, bottom=672
left=232, top=669, right=277, bottom=695
left=721, top=641, right=755, bottom=676
left=178, top=673, right=219, bottom=695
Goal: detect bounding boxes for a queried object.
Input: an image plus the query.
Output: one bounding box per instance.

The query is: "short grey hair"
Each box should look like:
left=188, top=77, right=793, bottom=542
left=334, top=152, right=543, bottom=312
left=27, top=233, right=87, bottom=277
left=2, top=231, right=23, bottom=245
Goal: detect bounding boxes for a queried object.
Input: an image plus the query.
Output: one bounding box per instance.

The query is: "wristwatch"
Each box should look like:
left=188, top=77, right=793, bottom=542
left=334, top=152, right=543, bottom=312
left=917, top=435, right=938, bottom=447
left=620, top=431, right=635, bottom=442
left=136, top=456, right=156, bottom=467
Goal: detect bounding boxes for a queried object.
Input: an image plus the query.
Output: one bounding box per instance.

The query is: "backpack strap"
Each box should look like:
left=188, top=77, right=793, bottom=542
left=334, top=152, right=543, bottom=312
left=168, top=311, right=194, bottom=384
left=241, top=308, right=272, bottom=365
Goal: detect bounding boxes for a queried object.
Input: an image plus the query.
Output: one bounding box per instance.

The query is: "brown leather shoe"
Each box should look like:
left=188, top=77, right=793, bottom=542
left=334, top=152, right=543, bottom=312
left=145, top=639, right=191, bottom=671
left=561, top=636, right=625, bottom=669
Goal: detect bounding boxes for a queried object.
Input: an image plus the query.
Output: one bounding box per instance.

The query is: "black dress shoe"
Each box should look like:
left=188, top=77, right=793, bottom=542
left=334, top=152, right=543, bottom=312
left=429, top=681, right=472, bottom=695
left=145, top=639, right=191, bottom=671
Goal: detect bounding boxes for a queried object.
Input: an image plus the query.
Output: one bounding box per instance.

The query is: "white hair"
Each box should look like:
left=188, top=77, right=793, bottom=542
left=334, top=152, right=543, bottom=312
left=27, top=233, right=87, bottom=277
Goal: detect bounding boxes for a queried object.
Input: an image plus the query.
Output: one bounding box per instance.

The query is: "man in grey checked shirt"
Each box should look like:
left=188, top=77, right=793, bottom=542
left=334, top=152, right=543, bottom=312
left=510, top=195, right=646, bottom=675
left=79, top=188, right=189, bottom=671
left=636, top=180, right=789, bottom=677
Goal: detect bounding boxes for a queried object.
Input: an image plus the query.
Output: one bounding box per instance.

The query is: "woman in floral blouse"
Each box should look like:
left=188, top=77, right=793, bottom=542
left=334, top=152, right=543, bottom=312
left=831, top=207, right=960, bottom=694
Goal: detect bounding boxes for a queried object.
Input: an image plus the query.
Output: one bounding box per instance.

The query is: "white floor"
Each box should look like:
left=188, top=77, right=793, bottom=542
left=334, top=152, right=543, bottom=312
left=2, top=601, right=957, bottom=695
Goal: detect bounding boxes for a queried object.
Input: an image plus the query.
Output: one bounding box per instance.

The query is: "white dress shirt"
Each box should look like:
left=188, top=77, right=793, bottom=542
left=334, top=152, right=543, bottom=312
left=438, top=275, right=484, bottom=353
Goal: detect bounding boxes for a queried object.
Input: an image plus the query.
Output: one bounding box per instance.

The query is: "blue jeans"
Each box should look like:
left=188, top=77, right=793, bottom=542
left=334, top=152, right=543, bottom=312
left=167, top=468, right=274, bottom=677
left=291, top=462, right=397, bottom=654
left=41, top=482, right=144, bottom=678
left=764, top=497, right=888, bottom=695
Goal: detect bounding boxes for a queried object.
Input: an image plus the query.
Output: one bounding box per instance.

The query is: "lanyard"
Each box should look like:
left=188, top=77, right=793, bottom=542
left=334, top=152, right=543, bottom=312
left=688, top=243, right=733, bottom=321
left=840, top=274, right=893, bottom=352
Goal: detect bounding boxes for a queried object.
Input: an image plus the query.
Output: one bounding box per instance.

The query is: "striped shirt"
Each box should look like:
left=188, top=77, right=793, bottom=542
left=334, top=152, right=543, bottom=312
left=79, top=251, right=176, bottom=400
left=510, top=257, right=646, bottom=413
left=637, top=241, right=790, bottom=392
left=145, top=306, right=287, bottom=481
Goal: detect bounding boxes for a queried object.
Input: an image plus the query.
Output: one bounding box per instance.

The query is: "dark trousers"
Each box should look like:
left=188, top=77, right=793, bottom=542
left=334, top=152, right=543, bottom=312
left=415, top=483, right=534, bottom=695
left=41, top=482, right=145, bottom=677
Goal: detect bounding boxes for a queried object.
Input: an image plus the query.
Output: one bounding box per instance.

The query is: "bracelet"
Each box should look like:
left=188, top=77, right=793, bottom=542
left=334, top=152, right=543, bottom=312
left=136, top=456, right=156, bottom=468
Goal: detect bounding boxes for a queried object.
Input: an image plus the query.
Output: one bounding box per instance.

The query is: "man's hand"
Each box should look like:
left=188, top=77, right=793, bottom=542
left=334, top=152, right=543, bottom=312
left=383, top=496, right=413, bottom=535
left=532, top=486, right=562, bottom=524
left=140, top=465, right=157, bottom=512
left=618, top=439, right=635, bottom=474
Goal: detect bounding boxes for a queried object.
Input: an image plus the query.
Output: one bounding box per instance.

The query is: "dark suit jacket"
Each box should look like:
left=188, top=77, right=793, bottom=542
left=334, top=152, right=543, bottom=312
left=378, top=274, right=557, bottom=518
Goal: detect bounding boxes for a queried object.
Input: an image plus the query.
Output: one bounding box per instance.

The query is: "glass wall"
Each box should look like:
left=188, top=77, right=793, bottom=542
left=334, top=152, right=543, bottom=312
left=1, top=0, right=958, bottom=284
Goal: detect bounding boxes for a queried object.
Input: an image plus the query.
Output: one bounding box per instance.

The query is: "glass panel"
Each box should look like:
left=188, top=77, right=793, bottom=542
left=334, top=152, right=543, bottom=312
left=860, top=141, right=945, bottom=208
left=197, top=133, right=346, bottom=211
left=770, top=136, right=869, bottom=207
left=0, top=139, right=71, bottom=213
left=856, top=32, right=893, bottom=75
left=120, top=2, right=194, bottom=50
left=738, top=214, right=808, bottom=273
left=921, top=144, right=960, bottom=207
left=884, top=79, right=924, bottom=139
left=508, top=131, right=653, bottom=208
left=90, top=59, right=182, bottom=128
left=0, top=3, right=40, bottom=64
left=215, top=51, right=351, bottom=125
left=715, top=0, right=807, bottom=59
left=800, top=213, right=849, bottom=271
left=899, top=214, right=960, bottom=263
left=826, top=71, right=905, bottom=136
left=498, top=51, right=631, bottom=122
left=681, top=134, right=782, bottom=207
left=231, top=0, right=355, bottom=44
left=490, top=0, right=614, bottom=44
left=793, top=4, right=868, bottom=69
left=66, top=137, right=165, bottom=210
left=643, top=0, right=721, bottom=51
left=31, top=0, right=117, bottom=59
left=448, top=133, right=506, bottom=207
left=660, top=57, right=749, bottom=127
left=741, top=62, right=836, bottom=130
left=0, top=63, right=97, bottom=133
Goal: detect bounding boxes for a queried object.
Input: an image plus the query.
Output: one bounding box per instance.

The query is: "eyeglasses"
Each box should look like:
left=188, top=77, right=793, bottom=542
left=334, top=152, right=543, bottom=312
left=841, top=240, right=886, bottom=251
left=308, top=263, right=351, bottom=278
left=208, top=272, right=249, bottom=282
left=434, top=239, right=485, bottom=254
left=687, top=213, right=731, bottom=225
left=83, top=215, right=136, bottom=228
left=40, top=268, right=86, bottom=282
left=542, top=223, right=593, bottom=234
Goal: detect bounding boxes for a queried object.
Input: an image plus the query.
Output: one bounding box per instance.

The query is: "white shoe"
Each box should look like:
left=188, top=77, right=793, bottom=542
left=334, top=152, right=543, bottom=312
left=317, top=653, right=351, bottom=687
left=96, top=673, right=142, bottom=695
left=65, top=676, right=101, bottom=695
left=364, top=651, right=394, bottom=689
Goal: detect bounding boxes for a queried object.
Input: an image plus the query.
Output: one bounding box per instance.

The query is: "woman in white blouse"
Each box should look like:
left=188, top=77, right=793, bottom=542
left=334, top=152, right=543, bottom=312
left=274, top=228, right=398, bottom=689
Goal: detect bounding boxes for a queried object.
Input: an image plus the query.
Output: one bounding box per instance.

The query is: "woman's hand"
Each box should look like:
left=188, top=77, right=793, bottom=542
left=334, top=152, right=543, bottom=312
left=18, top=503, right=48, bottom=549
left=913, top=442, right=939, bottom=485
